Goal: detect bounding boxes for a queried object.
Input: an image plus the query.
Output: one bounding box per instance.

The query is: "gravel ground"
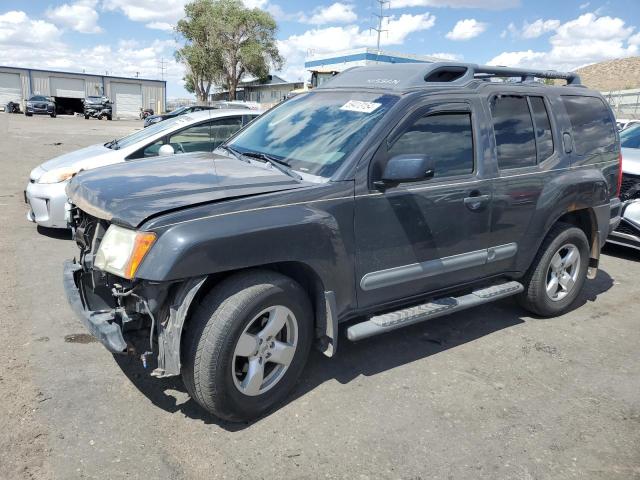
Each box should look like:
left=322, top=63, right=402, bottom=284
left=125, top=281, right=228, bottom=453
left=0, top=113, right=639, bottom=480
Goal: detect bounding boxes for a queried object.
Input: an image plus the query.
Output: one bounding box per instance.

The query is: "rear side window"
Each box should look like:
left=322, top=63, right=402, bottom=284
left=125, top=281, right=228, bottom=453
left=388, top=112, right=474, bottom=178
left=491, top=95, right=537, bottom=169
left=529, top=97, right=554, bottom=161
left=561, top=96, right=616, bottom=156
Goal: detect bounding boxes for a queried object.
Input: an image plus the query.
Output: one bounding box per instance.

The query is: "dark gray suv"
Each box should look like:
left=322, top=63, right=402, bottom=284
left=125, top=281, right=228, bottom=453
left=63, top=63, right=622, bottom=421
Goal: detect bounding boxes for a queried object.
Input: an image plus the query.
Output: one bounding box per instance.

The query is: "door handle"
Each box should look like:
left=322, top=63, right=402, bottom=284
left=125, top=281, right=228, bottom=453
left=463, top=193, right=490, bottom=211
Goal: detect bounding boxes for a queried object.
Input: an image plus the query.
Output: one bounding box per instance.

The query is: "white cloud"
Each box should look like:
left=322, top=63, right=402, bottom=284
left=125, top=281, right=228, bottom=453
left=243, top=0, right=269, bottom=8
left=445, top=18, right=487, bottom=40
left=146, top=22, right=175, bottom=31
left=277, top=12, right=436, bottom=81
left=46, top=0, right=102, bottom=33
left=0, top=10, right=62, bottom=47
left=505, top=18, right=560, bottom=39
left=303, top=3, right=357, bottom=25
left=579, top=2, right=590, bottom=9
left=428, top=52, right=463, bottom=60
left=391, top=0, right=517, bottom=9
left=102, top=0, right=187, bottom=23
left=488, top=13, right=639, bottom=71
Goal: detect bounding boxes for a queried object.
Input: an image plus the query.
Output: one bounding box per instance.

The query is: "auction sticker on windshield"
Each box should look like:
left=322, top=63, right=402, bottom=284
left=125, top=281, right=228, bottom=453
left=340, top=100, right=382, bottom=114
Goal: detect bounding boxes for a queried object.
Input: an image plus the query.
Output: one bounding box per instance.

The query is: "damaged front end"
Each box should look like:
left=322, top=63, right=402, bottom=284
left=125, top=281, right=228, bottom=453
left=608, top=173, right=640, bottom=250
left=63, top=207, right=205, bottom=377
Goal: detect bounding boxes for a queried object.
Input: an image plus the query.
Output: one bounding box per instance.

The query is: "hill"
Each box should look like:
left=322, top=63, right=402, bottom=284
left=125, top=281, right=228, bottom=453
left=575, top=57, right=640, bottom=91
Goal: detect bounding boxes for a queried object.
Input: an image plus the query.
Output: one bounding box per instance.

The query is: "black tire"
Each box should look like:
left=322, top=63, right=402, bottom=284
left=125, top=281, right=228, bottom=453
left=518, top=222, right=590, bottom=317
left=85, top=115, right=89, bottom=119
left=50, top=113, right=56, bottom=118
left=181, top=270, right=313, bottom=421
left=25, top=112, right=32, bottom=117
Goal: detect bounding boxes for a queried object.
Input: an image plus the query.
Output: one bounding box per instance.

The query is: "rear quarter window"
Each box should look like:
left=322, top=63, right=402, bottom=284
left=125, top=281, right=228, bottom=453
left=561, top=96, right=616, bottom=157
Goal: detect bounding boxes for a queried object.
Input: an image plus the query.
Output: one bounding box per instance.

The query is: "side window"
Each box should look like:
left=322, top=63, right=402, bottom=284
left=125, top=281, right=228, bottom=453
left=491, top=95, right=536, bottom=170
left=168, top=122, right=213, bottom=153
left=529, top=96, right=554, bottom=161
left=210, top=116, right=243, bottom=149
left=387, top=112, right=474, bottom=178
left=561, top=95, right=616, bottom=156
left=128, top=138, right=165, bottom=159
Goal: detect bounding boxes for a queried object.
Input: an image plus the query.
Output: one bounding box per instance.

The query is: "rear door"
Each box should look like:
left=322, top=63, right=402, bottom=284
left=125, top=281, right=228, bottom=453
left=354, top=98, right=494, bottom=309
left=485, top=92, right=558, bottom=275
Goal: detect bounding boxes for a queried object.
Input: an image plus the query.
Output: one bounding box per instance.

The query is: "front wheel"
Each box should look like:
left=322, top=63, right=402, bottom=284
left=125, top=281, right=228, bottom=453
left=181, top=270, right=313, bottom=421
left=518, top=222, right=590, bottom=317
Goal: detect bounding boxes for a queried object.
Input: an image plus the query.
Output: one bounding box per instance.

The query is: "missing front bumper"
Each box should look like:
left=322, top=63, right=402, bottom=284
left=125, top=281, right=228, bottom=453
left=63, top=260, right=128, bottom=353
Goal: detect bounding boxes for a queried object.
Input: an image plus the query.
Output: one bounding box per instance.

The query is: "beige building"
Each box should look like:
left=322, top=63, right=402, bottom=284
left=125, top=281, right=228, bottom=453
left=0, top=65, right=166, bottom=119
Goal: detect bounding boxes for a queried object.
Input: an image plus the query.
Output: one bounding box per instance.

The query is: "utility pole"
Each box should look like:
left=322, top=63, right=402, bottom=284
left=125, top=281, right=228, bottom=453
left=157, top=57, right=167, bottom=81
left=370, top=0, right=390, bottom=53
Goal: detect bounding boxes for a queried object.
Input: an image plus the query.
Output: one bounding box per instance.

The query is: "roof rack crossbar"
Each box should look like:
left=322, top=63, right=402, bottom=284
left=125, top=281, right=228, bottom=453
left=471, top=65, right=581, bottom=85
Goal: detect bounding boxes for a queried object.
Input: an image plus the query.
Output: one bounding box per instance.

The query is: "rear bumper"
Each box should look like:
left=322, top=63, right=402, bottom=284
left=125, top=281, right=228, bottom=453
left=63, top=260, right=128, bottom=353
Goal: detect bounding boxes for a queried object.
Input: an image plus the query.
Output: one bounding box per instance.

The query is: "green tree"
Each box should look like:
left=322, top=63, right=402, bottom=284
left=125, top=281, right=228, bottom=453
left=176, top=0, right=283, bottom=102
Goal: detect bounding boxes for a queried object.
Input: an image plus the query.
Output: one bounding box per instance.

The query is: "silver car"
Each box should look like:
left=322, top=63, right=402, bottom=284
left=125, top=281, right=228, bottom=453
left=26, top=108, right=260, bottom=228
left=608, top=124, right=640, bottom=250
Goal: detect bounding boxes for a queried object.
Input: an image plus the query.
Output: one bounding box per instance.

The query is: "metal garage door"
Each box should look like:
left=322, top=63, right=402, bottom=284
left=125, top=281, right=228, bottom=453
left=50, top=77, right=85, bottom=98
left=112, top=82, right=142, bottom=119
left=0, top=72, right=22, bottom=106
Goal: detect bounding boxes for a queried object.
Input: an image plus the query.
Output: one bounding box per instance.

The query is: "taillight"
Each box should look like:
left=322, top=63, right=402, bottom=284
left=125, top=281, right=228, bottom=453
left=617, top=152, right=623, bottom=197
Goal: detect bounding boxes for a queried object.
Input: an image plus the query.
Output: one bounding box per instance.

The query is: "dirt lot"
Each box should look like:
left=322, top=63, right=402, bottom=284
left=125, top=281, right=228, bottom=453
left=0, top=113, right=639, bottom=480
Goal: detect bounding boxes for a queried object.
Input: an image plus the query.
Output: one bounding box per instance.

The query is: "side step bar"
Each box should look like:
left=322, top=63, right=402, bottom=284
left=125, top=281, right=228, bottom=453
left=347, top=281, right=524, bottom=341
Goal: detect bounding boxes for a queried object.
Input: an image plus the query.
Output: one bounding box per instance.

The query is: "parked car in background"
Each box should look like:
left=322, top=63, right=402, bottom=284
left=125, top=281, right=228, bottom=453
left=616, top=118, right=640, bottom=131
left=62, top=62, right=621, bottom=421
left=143, top=102, right=253, bottom=127
left=608, top=124, right=640, bottom=250
left=25, top=95, right=56, bottom=117
left=84, top=96, right=112, bottom=120
left=26, top=108, right=261, bottom=228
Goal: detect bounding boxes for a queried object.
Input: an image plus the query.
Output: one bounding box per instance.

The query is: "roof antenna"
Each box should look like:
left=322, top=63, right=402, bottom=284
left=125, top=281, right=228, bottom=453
left=370, top=0, right=390, bottom=58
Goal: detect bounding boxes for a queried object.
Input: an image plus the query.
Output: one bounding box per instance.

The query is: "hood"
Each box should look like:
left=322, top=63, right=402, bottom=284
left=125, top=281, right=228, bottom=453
left=622, top=147, right=640, bottom=176
left=66, top=152, right=307, bottom=228
left=37, top=143, right=115, bottom=172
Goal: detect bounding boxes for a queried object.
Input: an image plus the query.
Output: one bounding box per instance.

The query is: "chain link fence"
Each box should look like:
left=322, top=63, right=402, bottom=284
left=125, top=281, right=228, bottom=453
left=603, top=89, right=640, bottom=120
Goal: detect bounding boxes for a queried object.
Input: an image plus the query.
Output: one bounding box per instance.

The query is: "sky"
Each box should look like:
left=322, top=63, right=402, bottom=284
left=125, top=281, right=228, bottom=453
left=0, top=0, right=639, bottom=98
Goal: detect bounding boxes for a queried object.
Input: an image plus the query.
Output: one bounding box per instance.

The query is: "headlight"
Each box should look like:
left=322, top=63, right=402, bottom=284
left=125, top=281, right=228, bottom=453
left=37, top=167, right=78, bottom=184
left=94, top=225, right=156, bottom=279
left=26, top=102, right=33, bottom=107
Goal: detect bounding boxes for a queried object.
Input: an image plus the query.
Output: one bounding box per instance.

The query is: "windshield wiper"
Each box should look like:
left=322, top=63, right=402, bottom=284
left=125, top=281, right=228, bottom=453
left=240, top=151, right=302, bottom=180
left=105, top=138, right=119, bottom=150
left=218, top=144, right=247, bottom=162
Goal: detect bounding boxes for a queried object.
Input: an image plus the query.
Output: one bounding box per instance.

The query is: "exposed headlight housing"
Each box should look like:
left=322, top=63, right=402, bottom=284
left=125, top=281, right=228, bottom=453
left=94, top=225, right=156, bottom=279
left=37, top=167, right=78, bottom=184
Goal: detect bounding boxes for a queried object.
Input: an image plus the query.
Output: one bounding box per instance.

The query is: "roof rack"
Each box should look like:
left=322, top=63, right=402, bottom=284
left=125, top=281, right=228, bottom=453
left=319, top=62, right=582, bottom=91
left=470, top=65, right=581, bottom=85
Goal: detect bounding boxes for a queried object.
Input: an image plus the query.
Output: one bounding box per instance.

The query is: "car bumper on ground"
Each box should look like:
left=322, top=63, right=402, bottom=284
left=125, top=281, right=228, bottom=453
left=63, top=260, right=128, bottom=353
left=25, top=180, right=70, bottom=228
left=608, top=199, right=640, bottom=250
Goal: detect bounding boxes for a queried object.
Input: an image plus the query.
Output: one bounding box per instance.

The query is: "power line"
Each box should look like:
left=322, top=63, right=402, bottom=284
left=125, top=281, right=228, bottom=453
left=370, top=0, right=390, bottom=53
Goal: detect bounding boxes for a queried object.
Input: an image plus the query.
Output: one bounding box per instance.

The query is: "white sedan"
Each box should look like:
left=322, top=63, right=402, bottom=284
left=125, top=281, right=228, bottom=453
left=26, top=108, right=260, bottom=228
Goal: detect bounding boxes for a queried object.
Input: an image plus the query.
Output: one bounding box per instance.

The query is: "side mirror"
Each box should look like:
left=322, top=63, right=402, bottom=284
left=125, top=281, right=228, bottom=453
left=158, top=144, right=175, bottom=156
left=374, top=154, right=435, bottom=190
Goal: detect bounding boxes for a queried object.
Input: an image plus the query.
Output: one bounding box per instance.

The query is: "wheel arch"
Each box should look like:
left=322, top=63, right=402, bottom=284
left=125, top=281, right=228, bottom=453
left=154, top=261, right=335, bottom=378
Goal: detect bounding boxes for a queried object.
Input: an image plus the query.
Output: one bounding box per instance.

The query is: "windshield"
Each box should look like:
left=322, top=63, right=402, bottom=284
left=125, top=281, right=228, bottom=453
left=621, top=124, right=640, bottom=148
left=29, top=96, right=48, bottom=102
left=106, top=114, right=195, bottom=149
left=168, top=106, right=189, bottom=116
left=227, top=91, right=398, bottom=177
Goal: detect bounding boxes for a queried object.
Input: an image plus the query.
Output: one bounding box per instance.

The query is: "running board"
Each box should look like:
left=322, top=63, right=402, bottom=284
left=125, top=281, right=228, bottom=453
left=347, top=281, right=524, bottom=341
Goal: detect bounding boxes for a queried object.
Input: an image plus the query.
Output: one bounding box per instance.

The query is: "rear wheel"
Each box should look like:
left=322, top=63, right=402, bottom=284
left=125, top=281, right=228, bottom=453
left=181, top=270, right=313, bottom=421
left=84, top=114, right=89, bottom=119
left=518, top=222, right=590, bottom=316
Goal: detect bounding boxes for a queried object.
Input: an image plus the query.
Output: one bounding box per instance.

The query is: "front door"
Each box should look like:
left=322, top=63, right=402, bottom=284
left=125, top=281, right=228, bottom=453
left=354, top=100, right=494, bottom=309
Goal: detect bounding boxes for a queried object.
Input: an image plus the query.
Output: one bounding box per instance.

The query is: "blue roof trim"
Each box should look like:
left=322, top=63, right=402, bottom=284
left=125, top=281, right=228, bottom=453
left=304, top=52, right=432, bottom=69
